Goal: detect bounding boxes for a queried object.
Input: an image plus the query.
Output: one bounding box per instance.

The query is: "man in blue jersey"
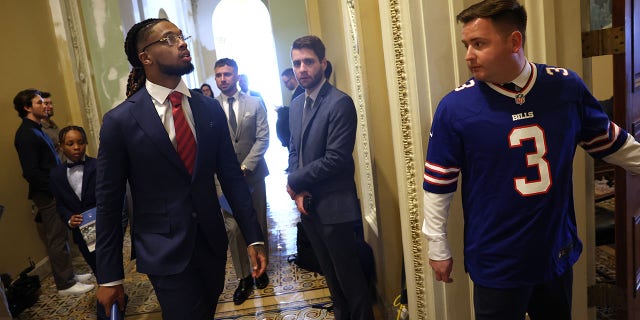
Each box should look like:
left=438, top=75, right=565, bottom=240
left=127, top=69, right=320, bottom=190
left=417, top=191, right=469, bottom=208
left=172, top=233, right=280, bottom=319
left=422, top=1, right=640, bottom=319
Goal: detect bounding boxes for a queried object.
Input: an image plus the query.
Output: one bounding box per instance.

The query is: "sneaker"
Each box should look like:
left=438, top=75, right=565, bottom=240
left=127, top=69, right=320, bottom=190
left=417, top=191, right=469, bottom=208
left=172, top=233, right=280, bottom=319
left=74, top=273, right=93, bottom=283
left=58, top=282, right=95, bottom=296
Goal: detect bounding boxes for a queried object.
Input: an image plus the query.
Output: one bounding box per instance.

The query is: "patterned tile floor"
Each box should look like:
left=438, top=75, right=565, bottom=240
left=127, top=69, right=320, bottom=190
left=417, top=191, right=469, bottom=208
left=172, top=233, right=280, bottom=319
left=15, top=142, right=338, bottom=319
left=595, top=245, right=616, bottom=320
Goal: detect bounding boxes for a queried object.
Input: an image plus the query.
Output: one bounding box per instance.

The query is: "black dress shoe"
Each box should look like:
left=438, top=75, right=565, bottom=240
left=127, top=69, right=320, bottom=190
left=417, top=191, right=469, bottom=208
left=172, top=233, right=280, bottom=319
left=255, top=272, right=269, bottom=289
left=233, top=276, right=254, bottom=305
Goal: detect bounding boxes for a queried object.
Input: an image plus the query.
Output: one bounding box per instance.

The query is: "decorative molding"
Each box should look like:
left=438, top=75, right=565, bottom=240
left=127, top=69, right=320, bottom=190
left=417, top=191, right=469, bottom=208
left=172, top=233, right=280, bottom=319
left=343, top=0, right=378, bottom=236
left=386, top=0, right=426, bottom=318
left=57, top=0, right=102, bottom=148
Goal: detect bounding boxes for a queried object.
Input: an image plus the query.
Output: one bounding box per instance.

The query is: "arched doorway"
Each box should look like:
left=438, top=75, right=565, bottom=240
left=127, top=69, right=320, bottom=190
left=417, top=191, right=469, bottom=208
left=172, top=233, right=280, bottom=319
left=212, top=0, right=283, bottom=109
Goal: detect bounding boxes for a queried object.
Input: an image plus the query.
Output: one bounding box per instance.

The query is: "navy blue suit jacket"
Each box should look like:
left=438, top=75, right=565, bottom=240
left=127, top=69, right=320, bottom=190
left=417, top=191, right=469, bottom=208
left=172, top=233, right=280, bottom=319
left=50, top=156, right=97, bottom=244
left=95, top=88, right=262, bottom=283
left=287, top=81, right=361, bottom=224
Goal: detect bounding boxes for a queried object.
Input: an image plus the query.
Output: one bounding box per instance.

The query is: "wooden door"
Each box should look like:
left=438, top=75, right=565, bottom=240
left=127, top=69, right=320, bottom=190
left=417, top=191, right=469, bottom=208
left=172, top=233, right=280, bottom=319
left=612, top=0, right=640, bottom=317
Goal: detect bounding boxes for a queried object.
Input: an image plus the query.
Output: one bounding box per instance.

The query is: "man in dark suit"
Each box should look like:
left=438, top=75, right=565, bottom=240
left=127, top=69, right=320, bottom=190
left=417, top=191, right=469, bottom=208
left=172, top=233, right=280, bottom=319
left=95, top=18, right=267, bottom=319
left=286, top=35, right=373, bottom=320
left=214, top=58, right=270, bottom=304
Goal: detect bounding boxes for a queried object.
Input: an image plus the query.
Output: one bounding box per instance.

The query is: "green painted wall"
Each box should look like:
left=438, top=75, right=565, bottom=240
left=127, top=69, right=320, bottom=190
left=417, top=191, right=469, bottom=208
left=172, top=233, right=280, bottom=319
left=80, top=0, right=130, bottom=115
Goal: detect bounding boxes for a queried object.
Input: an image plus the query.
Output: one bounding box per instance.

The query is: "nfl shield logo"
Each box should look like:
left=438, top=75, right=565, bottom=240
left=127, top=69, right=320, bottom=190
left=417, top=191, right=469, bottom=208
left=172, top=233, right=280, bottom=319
left=515, top=93, right=525, bottom=105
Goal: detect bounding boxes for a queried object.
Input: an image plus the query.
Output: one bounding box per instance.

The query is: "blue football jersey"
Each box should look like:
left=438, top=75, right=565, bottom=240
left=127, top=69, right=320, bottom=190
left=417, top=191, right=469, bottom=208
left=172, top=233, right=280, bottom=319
left=423, top=63, right=627, bottom=288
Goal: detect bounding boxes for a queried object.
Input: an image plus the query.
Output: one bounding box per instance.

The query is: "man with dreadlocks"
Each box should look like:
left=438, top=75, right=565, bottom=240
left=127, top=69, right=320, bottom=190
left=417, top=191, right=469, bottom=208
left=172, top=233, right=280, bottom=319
left=95, top=18, right=267, bottom=319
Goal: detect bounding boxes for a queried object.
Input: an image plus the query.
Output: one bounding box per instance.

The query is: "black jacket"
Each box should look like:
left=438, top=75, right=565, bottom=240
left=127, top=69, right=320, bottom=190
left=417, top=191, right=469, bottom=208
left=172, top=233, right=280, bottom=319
left=14, top=118, right=59, bottom=198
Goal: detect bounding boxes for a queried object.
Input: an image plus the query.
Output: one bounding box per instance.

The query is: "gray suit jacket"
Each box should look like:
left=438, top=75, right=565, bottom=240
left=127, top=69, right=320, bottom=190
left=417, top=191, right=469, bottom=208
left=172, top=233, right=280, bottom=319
left=216, top=92, right=269, bottom=185
left=287, top=81, right=361, bottom=224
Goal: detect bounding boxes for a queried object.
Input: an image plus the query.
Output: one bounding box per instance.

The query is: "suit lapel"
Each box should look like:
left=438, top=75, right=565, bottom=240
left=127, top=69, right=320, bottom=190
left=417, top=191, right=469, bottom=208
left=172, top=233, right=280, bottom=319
left=290, top=95, right=304, bottom=149
left=80, top=157, right=96, bottom=203
left=57, top=166, right=81, bottom=202
left=301, top=81, right=331, bottom=142
left=189, top=92, right=210, bottom=177
left=129, top=89, right=187, bottom=175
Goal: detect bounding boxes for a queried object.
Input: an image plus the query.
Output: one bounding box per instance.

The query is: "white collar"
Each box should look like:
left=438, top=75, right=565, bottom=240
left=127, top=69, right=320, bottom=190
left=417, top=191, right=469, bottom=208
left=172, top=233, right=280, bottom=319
left=145, top=79, right=192, bottom=103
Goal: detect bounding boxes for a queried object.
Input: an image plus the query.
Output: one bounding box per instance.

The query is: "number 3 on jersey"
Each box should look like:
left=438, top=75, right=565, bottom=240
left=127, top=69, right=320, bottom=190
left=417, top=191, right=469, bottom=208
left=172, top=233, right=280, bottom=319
left=509, top=125, right=552, bottom=196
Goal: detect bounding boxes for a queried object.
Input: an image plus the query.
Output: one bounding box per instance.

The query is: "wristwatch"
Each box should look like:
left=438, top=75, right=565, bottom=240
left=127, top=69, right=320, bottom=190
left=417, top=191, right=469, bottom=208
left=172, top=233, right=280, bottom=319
left=240, top=164, right=247, bottom=172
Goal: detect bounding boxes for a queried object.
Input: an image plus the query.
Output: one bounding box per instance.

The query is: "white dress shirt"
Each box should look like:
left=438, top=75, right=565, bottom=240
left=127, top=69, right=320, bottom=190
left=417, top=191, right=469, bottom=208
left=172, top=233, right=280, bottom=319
left=219, top=92, right=240, bottom=125
left=146, top=79, right=197, bottom=148
left=66, top=161, right=84, bottom=200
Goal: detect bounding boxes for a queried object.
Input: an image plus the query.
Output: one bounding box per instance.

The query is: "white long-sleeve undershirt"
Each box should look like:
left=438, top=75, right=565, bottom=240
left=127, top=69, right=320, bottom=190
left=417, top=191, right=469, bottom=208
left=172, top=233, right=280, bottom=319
left=422, top=191, right=455, bottom=260
left=602, top=133, right=640, bottom=174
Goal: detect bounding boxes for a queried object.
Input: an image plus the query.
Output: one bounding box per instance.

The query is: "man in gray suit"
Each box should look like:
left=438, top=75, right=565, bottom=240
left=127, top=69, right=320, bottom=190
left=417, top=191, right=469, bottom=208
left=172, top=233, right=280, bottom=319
left=214, top=58, right=270, bottom=305
left=286, top=36, right=373, bottom=320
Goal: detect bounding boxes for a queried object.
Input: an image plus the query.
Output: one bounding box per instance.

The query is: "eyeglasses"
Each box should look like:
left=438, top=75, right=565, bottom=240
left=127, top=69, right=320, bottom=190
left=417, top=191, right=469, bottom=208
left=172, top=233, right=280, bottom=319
left=140, top=34, right=191, bottom=52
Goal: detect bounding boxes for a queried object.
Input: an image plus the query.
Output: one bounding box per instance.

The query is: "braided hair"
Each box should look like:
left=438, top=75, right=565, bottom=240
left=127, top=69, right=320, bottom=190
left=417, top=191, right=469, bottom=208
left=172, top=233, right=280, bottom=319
left=124, top=18, right=168, bottom=98
left=58, top=125, right=88, bottom=146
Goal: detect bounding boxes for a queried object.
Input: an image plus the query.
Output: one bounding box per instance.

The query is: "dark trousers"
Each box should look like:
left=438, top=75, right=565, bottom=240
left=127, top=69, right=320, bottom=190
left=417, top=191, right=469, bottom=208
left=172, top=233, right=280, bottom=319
left=147, top=228, right=226, bottom=320
left=32, top=194, right=75, bottom=290
left=301, top=216, right=373, bottom=320
left=474, top=268, right=573, bottom=320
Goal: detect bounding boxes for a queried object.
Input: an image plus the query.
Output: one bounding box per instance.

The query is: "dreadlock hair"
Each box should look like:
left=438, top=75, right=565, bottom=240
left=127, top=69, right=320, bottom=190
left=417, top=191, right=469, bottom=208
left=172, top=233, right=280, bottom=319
left=124, top=18, right=168, bottom=98
left=59, top=125, right=88, bottom=146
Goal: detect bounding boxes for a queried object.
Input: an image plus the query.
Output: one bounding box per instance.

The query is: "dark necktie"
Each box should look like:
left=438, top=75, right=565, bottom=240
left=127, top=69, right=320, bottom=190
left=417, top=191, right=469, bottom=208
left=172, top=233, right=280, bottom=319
left=227, top=97, right=237, bottom=133
left=299, top=96, right=314, bottom=167
left=169, top=91, right=197, bottom=175
left=302, top=96, right=313, bottom=124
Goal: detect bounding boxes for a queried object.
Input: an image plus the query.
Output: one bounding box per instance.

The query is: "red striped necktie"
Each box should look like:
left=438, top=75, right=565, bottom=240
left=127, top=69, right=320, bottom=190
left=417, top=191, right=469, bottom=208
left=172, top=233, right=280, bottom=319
left=168, top=91, right=197, bottom=175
